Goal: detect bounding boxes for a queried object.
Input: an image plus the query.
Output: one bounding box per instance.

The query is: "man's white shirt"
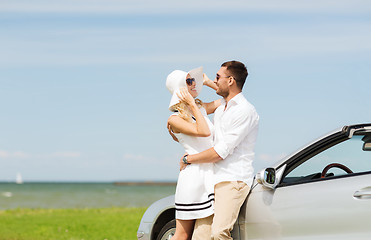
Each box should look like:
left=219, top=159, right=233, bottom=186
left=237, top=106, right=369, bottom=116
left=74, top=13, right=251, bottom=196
left=213, top=93, right=259, bottom=187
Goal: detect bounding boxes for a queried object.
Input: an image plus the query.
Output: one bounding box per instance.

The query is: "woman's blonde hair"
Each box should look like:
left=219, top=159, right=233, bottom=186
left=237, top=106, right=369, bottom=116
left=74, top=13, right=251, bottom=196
left=172, top=99, right=203, bottom=122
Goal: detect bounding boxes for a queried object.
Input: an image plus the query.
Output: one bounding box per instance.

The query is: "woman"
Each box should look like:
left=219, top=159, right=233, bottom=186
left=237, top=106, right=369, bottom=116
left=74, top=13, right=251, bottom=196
left=166, top=67, right=220, bottom=240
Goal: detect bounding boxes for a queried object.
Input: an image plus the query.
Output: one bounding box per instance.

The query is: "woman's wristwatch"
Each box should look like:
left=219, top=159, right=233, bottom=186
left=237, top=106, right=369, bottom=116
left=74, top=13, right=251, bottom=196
left=182, top=154, right=190, bottom=165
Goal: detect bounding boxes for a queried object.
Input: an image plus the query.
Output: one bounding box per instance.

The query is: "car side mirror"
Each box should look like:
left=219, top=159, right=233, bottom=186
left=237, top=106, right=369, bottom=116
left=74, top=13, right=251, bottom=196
left=257, top=168, right=276, bottom=189
left=362, top=135, right=371, bottom=151
left=363, top=142, right=371, bottom=151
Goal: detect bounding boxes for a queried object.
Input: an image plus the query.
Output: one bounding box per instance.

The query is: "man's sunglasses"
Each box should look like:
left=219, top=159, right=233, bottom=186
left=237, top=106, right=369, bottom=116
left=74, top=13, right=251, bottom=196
left=186, top=78, right=195, bottom=86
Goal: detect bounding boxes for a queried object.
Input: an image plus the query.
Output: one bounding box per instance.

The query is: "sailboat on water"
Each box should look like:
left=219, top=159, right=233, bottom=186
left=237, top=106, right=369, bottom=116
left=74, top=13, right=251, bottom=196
left=16, top=172, right=23, bottom=184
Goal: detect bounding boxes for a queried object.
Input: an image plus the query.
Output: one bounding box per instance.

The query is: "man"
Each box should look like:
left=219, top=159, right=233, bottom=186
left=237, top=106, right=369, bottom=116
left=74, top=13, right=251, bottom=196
left=181, top=60, right=259, bottom=240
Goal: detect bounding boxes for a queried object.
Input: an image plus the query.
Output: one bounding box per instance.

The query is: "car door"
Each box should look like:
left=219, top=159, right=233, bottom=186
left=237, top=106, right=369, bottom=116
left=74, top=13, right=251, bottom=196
left=239, top=131, right=371, bottom=240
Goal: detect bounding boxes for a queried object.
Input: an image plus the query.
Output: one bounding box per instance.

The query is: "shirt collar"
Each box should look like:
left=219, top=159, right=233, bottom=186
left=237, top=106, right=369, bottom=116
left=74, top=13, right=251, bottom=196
left=229, top=92, right=244, bottom=104
left=221, top=92, right=244, bottom=111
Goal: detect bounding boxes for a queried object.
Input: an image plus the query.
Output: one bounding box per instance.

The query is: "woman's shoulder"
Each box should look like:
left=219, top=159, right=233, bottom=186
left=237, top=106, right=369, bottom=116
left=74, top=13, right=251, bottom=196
left=167, top=112, right=182, bottom=124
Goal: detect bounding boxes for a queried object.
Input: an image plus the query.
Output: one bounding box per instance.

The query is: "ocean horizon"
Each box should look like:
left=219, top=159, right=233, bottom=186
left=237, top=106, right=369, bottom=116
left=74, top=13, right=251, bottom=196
left=0, top=182, right=176, bottom=210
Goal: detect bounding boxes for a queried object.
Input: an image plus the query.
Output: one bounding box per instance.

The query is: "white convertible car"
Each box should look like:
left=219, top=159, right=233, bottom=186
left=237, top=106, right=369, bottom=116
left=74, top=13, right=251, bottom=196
left=137, top=123, right=371, bottom=240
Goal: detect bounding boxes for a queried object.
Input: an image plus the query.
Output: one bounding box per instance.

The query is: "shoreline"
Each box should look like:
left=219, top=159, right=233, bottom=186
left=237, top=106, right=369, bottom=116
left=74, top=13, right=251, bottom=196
left=113, top=181, right=176, bottom=186
left=0, top=181, right=177, bottom=186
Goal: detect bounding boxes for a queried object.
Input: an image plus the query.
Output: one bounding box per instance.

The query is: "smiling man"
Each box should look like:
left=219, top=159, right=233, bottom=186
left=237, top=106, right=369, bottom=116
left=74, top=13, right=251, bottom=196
left=180, top=60, right=260, bottom=240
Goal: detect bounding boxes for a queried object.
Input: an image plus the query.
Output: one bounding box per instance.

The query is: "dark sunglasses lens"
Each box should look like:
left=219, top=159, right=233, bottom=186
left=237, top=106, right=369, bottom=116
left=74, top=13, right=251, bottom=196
left=186, top=78, right=195, bottom=85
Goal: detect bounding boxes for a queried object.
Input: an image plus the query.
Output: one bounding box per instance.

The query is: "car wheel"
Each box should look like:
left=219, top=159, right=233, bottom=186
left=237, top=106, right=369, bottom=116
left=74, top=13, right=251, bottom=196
left=157, top=219, right=176, bottom=240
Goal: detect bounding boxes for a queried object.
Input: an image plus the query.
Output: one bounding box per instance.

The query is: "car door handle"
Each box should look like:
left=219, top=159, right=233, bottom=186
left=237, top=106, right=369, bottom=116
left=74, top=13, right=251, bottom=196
left=354, top=187, right=371, bottom=199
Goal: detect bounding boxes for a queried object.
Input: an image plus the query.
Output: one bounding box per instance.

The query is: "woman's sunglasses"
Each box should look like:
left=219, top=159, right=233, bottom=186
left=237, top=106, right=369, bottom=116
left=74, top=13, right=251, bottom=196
left=186, top=78, right=195, bottom=86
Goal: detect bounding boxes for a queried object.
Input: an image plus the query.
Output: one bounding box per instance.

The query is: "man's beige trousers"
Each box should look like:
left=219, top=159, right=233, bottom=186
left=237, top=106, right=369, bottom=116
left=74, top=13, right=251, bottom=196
left=192, top=181, right=250, bottom=240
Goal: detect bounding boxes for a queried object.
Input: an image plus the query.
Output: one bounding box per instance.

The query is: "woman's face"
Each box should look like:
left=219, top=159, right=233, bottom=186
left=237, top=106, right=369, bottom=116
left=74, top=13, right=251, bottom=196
left=186, top=73, right=198, bottom=98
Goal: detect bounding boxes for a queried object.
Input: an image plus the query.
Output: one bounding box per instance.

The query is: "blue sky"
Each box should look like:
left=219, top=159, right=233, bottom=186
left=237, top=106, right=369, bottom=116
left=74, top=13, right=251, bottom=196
left=0, top=0, right=370, bottom=182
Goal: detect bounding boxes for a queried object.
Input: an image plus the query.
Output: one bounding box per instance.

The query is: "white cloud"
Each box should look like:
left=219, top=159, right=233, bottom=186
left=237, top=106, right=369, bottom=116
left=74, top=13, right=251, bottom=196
left=0, top=150, right=81, bottom=159
left=0, top=150, right=29, bottom=159
left=0, top=150, right=10, bottom=158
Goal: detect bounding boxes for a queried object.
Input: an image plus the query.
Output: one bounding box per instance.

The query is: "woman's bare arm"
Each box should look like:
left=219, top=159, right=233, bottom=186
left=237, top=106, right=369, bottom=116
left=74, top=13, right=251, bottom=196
left=203, top=73, right=217, bottom=90
left=202, top=73, right=221, bottom=114
left=203, top=99, right=221, bottom=115
left=168, top=88, right=210, bottom=137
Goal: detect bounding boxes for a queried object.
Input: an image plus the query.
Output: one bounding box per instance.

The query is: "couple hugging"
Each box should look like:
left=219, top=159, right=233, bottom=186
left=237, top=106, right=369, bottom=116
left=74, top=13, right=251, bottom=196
left=166, top=60, right=259, bottom=240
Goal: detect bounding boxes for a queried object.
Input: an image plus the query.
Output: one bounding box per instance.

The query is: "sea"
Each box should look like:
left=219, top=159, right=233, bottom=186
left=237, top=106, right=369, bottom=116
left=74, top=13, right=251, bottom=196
left=0, top=182, right=176, bottom=210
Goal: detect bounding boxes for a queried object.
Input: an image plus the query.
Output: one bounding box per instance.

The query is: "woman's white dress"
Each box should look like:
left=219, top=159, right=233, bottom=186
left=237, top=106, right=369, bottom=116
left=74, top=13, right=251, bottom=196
left=172, top=107, right=214, bottom=220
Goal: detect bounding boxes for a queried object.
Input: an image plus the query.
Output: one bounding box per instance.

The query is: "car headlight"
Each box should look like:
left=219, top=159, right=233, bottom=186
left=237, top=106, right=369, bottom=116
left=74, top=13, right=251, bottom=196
left=137, top=231, right=144, bottom=239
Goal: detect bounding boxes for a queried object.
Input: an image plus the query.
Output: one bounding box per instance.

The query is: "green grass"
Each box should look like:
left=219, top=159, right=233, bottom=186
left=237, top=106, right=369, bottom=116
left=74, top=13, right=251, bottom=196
left=0, top=207, right=147, bottom=240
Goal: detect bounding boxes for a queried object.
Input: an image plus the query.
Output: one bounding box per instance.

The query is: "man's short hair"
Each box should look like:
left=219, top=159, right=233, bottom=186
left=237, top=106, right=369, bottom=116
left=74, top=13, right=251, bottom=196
left=221, top=60, right=248, bottom=90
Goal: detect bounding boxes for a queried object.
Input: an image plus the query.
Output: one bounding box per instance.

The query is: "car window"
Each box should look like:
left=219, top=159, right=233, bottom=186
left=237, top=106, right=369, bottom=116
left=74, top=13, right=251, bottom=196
left=281, top=134, right=371, bottom=185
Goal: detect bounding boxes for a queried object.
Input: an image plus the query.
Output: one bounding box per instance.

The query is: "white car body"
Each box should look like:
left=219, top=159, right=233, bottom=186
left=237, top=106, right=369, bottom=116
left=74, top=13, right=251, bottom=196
left=137, top=123, right=371, bottom=240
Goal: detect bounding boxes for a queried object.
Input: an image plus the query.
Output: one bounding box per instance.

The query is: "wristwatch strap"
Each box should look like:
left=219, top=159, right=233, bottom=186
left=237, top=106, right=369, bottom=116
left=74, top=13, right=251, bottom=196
left=182, top=154, right=190, bottom=165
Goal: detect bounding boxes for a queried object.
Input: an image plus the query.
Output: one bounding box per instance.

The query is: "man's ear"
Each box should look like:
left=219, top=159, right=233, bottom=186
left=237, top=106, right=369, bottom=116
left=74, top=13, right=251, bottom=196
left=228, top=76, right=235, bottom=86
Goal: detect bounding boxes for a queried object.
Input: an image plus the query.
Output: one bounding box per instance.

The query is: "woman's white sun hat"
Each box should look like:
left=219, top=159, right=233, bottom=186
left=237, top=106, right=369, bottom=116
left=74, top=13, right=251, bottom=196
left=166, top=66, right=203, bottom=111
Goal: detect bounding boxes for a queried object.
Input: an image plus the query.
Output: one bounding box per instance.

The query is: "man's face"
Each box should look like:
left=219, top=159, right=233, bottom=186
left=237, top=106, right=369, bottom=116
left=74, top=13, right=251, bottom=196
left=214, top=67, right=230, bottom=98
